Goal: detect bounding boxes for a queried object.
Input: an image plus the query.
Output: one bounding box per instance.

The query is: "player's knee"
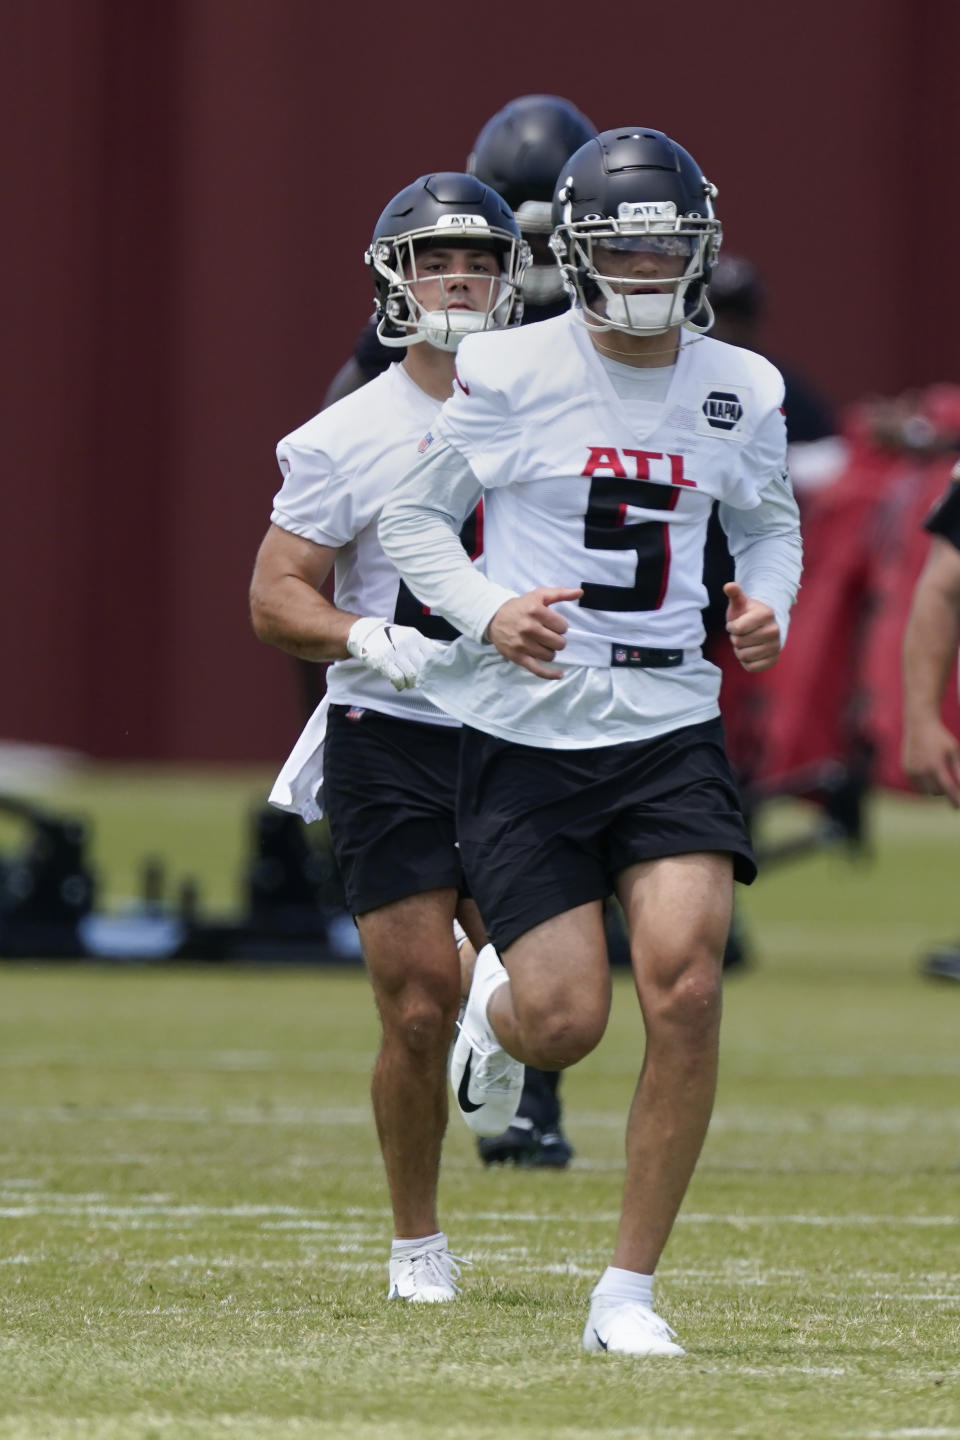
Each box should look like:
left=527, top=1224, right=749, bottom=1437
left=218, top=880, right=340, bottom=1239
left=380, top=984, right=459, bottom=1057
left=525, top=1009, right=605, bottom=1069
left=638, top=940, right=722, bottom=1030
left=655, top=963, right=722, bottom=1038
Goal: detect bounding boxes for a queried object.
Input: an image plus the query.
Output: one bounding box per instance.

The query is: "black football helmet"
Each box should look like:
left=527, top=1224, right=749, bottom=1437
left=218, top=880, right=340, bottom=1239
left=468, top=95, right=596, bottom=305
left=550, top=127, right=722, bottom=336
left=365, top=172, right=527, bottom=352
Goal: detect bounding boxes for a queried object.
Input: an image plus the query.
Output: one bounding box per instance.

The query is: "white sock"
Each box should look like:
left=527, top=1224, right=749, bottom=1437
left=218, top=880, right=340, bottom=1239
left=473, top=944, right=509, bottom=1026
left=591, top=1266, right=654, bottom=1307
left=391, top=1231, right=446, bottom=1256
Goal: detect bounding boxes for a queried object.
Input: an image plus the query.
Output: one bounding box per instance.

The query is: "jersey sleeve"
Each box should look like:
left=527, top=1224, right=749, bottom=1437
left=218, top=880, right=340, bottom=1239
left=717, top=368, right=801, bottom=642
left=718, top=463, right=802, bottom=645
left=271, top=439, right=364, bottom=548
left=736, top=369, right=789, bottom=505
left=432, top=336, right=523, bottom=490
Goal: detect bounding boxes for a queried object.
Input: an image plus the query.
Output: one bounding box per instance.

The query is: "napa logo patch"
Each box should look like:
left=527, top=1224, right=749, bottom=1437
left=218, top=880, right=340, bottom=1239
left=696, top=384, right=750, bottom=440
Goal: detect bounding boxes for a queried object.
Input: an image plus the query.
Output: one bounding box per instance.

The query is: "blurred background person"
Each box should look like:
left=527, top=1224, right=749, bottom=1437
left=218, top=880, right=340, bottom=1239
left=707, top=255, right=835, bottom=452
left=901, top=459, right=960, bottom=980
left=700, top=255, right=837, bottom=969
left=902, top=458, right=960, bottom=806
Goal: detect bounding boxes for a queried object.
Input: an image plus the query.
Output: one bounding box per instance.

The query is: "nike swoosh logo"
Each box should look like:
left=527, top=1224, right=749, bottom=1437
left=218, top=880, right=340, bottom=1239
left=593, top=1329, right=609, bottom=1351
left=456, top=1048, right=483, bottom=1113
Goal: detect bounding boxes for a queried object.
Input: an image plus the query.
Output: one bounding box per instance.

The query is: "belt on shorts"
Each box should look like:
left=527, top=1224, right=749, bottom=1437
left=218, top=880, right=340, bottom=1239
left=609, top=644, right=687, bottom=669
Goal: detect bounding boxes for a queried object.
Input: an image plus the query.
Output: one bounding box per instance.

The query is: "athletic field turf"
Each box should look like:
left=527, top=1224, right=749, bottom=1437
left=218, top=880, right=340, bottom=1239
left=1, top=768, right=958, bottom=1437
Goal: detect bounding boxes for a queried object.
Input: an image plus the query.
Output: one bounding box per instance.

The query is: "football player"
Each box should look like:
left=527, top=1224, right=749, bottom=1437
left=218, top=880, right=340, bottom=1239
left=323, top=95, right=599, bottom=1171
left=322, top=94, right=595, bottom=405
left=250, top=173, right=528, bottom=1303
left=902, top=459, right=960, bottom=981
left=379, top=128, right=803, bottom=1354
left=903, top=459, right=960, bottom=808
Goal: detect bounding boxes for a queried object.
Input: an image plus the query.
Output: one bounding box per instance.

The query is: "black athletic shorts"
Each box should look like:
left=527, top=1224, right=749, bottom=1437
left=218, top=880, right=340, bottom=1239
left=323, top=704, right=465, bottom=916
left=457, top=715, right=755, bottom=952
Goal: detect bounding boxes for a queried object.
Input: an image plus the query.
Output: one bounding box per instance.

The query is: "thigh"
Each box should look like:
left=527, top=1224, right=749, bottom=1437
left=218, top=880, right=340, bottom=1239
left=503, top=900, right=613, bottom=1036
left=616, top=852, right=733, bottom=991
left=358, top=888, right=462, bottom=1016
left=324, top=705, right=464, bottom=915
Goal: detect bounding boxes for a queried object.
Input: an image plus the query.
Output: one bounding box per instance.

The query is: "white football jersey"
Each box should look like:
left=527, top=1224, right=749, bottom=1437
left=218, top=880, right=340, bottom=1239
left=379, top=310, right=802, bottom=749
left=437, top=312, right=785, bottom=663
left=272, top=362, right=463, bottom=726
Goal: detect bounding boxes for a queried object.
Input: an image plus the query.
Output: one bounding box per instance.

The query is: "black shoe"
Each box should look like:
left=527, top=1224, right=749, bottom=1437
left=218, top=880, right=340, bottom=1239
left=921, top=945, right=960, bottom=981
left=722, top=911, right=751, bottom=972
left=477, top=1118, right=540, bottom=1166
left=533, top=1129, right=574, bottom=1168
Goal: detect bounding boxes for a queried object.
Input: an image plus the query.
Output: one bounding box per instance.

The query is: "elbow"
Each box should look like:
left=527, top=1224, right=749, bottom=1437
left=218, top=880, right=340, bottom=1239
left=248, top=581, right=275, bottom=646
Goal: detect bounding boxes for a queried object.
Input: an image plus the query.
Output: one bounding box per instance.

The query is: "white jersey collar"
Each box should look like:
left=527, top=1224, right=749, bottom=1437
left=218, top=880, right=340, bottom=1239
left=567, top=313, right=698, bottom=442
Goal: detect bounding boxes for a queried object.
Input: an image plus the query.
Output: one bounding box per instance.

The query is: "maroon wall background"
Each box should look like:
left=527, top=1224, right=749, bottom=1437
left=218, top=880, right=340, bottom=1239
left=4, top=0, right=959, bottom=762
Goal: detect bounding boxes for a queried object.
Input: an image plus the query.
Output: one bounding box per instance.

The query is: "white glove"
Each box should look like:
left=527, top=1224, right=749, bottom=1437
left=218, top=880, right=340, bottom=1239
left=346, top=616, right=442, bottom=691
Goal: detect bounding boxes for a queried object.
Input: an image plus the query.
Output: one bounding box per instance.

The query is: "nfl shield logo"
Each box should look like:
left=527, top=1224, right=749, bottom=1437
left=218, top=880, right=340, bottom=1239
left=614, top=648, right=627, bottom=663
left=417, top=431, right=434, bottom=454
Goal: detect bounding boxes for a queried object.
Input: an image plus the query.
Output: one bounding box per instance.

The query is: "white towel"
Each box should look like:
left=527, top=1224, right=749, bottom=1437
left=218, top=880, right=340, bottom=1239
left=267, top=693, right=330, bottom=824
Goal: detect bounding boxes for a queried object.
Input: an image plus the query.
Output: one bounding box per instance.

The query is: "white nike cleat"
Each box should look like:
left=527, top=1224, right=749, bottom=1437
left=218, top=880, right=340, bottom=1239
left=582, top=1297, right=685, bottom=1357
left=387, top=1236, right=468, bottom=1303
left=449, top=944, right=524, bottom=1137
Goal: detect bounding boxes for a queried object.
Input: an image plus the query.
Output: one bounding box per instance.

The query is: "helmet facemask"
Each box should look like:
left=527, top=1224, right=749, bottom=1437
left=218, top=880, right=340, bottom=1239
left=514, top=200, right=568, bottom=305
left=552, top=196, right=722, bottom=337
left=367, top=222, right=529, bottom=351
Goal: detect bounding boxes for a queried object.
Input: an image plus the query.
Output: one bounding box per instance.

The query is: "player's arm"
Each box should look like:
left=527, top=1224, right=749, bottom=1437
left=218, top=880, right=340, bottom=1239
left=250, top=523, right=352, bottom=661
left=901, top=536, right=960, bottom=806
left=718, top=469, right=802, bottom=672
left=715, top=371, right=803, bottom=678
left=379, top=436, right=515, bottom=640
left=378, top=437, right=581, bottom=679
left=250, top=524, right=437, bottom=690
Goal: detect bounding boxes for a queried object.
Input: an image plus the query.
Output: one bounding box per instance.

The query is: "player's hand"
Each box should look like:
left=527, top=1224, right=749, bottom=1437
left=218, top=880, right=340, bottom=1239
left=723, top=582, right=782, bottom=673
left=346, top=616, right=442, bottom=691
left=486, top=587, right=583, bottom=679
left=902, top=718, right=960, bottom=808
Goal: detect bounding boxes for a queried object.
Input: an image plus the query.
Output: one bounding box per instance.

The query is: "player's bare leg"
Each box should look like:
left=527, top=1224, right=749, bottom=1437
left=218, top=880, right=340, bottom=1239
left=488, top=902, right=612, bottom=1068
left=461, top=903, right=576, bottom=1168
left=357, top=888, right=462, bottom=1238
left=612, top=853, right=731, bottom=1273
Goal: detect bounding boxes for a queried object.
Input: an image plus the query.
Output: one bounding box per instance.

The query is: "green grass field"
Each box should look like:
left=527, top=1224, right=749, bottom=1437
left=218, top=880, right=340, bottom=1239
left=1, top=769, right=959, bottom=1438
